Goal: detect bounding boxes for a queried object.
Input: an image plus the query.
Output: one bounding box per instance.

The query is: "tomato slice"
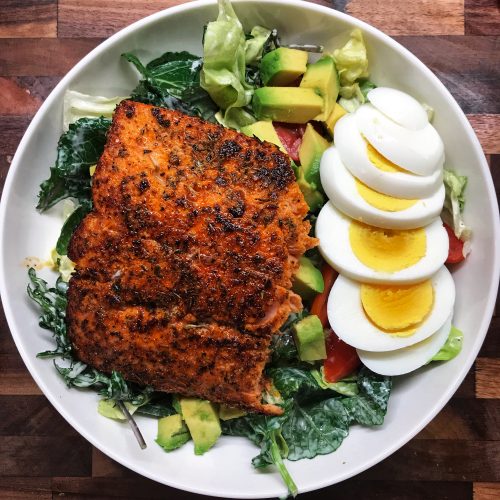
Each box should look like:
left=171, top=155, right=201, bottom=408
left=323, top=329, right=360, bottom=383
left=444, top=223, right=465, bottom=264
left=310, top=263, right=338, bottom=328
left=274, top=123, right=306, bottom=162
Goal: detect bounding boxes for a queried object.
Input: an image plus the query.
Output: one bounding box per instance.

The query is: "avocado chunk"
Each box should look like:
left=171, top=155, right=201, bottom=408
left=252, top=87, right=324, bottom=124
left=298, top=123, right=330, bottom=187
left=300, top=56, right=340, bottom=121
left=219, top=405, right=247, bottom=421
left=179, top=398, right=221, bottom=455
left=260, top=47, right=308, bottom=86
left=293, top=315, right=327, bottom=361
left=241, top=121, right=286, bottom=152
left=296, top=168, right=325, bottom=212
left=324, top=103, right=347, bottom=137
left=293, top=256, right=325, bottom=300
left=97, top=399, right=138, bottom=421
left=156, top=414, right=191, bottom=451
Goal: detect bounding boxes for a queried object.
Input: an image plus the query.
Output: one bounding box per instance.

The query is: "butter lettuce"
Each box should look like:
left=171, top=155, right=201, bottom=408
left=432, top=325, right=463, bottom=361
left=63, top=90, right=125, bottom=130
left=333, top=29, right=369, bottom=88
left=201, top=0, right=270, bottom=129
left=442, top=169, right=471, bottom=253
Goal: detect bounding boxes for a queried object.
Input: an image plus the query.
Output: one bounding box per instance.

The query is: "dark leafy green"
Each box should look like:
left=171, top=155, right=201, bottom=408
left=55, top=200, right=92, bottom=255
left=123, top=51, right=217, bottom=121
left=37, top=117, right=110, bottom=211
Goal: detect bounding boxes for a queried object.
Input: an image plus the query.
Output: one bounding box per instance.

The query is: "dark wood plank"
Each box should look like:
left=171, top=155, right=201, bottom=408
left=0, top=116, right=31, bottom=156
left=361, top=440, right=500, bottom=481
left=0, top=0, right=57, bottom=39
left=474, top=482, right=500, bottom=500
left=0, top=478, right=51, bottom=500
left=0, top=436, right=91, bottom=476
left=465, top=0, right=500, bottom=35
left=0, top=38, right=102, bottom=76
left=0, top=354, right=42, bottom=396
left=454, top=367, right=476, bottom=398
left=345, top=0, right=464, bottom=35
left=0, top=396, right=80, bottom=437
left=476, top=358, right=500, bottom=398
left=395, top=36, right=500, bottom=115
left=417, top=399, right=500, bottom=440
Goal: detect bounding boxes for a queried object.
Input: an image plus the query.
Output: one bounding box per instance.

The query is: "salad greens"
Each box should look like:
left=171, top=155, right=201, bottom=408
left=443, top=169, right=471, bottom=243
left=37, top=117, right=110, bottom=211
left=122, top=51, right=218, bottom=122
left=431, top=325, right=464, bottom=362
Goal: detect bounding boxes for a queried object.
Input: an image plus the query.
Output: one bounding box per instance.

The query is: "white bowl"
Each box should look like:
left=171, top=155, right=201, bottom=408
left=1, top=0, right=498, bottom=498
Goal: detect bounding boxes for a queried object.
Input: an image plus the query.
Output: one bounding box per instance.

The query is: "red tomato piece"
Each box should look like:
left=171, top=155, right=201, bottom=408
left=323, top=330, right=360, bottom=383
left=310, top=263, right=338, bottom=328
left=274, top=122, right=306, bottom=162
left=444, top=223, right=465, bottom=264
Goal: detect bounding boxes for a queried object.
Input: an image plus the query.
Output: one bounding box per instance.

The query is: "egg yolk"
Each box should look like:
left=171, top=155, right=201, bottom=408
left=355, top=178, right=418, bottom=212
left=349, top=221, right=427, bottom=272
left=361, top=280, right=434, bottom=334
left=366, top=142, right=408, bottom=174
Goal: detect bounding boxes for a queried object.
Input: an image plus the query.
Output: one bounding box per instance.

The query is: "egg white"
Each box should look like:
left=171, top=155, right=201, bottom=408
left=356, top=104, right=444, bottom=177
left=320, top=146, right=445, bottom=230
left=334, top=114, right=443, bottom=198
left=327, top=266, right=456, bottom=352
left=367, top=87, right=429, bottom=131
left=316, top=202, right=449, bottom=284
left=357, top=314, right=453, bottom=375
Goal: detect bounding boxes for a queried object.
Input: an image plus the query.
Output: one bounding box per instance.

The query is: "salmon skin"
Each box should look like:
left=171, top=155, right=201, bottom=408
left=67, top=101, right=316, bottom=414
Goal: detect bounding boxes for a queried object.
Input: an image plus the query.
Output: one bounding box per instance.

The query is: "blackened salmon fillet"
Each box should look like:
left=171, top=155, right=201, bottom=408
left=67, top=101, right=316, bottom=414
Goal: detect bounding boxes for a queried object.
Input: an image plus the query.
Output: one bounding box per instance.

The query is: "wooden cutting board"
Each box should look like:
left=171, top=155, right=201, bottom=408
left=0, top=1, right=498, bottom=498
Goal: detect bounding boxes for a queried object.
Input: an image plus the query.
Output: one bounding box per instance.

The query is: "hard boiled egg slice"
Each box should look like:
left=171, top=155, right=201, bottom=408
left=357, top=314, right=452, bottom=376
left=356, top=104, right=444, bottom=176
left=327, top=266, right=455, bottom=352
left=367, top=87, right=429, bottom=131
left=320, top=147, right=445, bottom=230
left=335, top=114, right=443, bottom=198
left=316, top=202, right=448, bottom=284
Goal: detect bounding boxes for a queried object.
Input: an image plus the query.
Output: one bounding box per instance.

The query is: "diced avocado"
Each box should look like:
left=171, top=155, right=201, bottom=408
left=300, top=56, right=340, bottom=121
left=97, top=399, right=138, bottom=421
left=324, top=103, right=347, bottom=137
left=252, top=87, right=324, bottom=124
left=293, top=256, right=325, bottom=300
left=156, top=414, right=191, bottom=451
left=298, top=123, right=330, bottom=187
left=260, top=47, right=308, bottom=86
left=241, top=121, right=286, bottom=152
left=219, top=405, right=247, bottom=421
left=179, top=398, right=221, bottom=455
left=296, top=168, right=325, bottom=212
left=293, top=315, right=327, bottom=361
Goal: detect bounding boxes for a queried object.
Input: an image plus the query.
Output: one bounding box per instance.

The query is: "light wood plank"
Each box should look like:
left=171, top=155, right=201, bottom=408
left=476, top=358, right=500, bottom=398
left=0, top=0, right=57, bottom=39
left=58, top=0, right=194, bottom=38
left=346, top=0, right=464, bottom=35
left=467, top=115, right=500, bottom=154
left=474, top=482, right=500, bottom=500
left=0, top=78, right=42, bottom=116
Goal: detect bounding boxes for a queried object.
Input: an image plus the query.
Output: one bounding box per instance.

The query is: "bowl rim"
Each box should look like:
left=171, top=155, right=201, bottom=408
left=1, top=0, right=499, bottom=497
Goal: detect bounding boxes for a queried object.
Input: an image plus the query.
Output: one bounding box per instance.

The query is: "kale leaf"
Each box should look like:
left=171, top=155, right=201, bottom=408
left=55, top=199, right=92, bottom=255
left=37, top=117, right=110, bottom=211
left=122, top=51, right=218, bottom=122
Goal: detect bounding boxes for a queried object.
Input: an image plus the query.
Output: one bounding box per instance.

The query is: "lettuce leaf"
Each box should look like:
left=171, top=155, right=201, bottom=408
left=245, top=25, right=272, bottom=66
left=333, top=29, right=369, bottom=88
left=442, top=169, right=472, bottom=249
left=63, top=90, right=125, bottom=130
left=201, top=0, right=256, bottom=129
left=432, top=325, right=463, bottom=361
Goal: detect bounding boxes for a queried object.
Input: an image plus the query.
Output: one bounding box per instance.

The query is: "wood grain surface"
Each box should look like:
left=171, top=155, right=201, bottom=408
left=0, top=1, right=499, bottom=499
